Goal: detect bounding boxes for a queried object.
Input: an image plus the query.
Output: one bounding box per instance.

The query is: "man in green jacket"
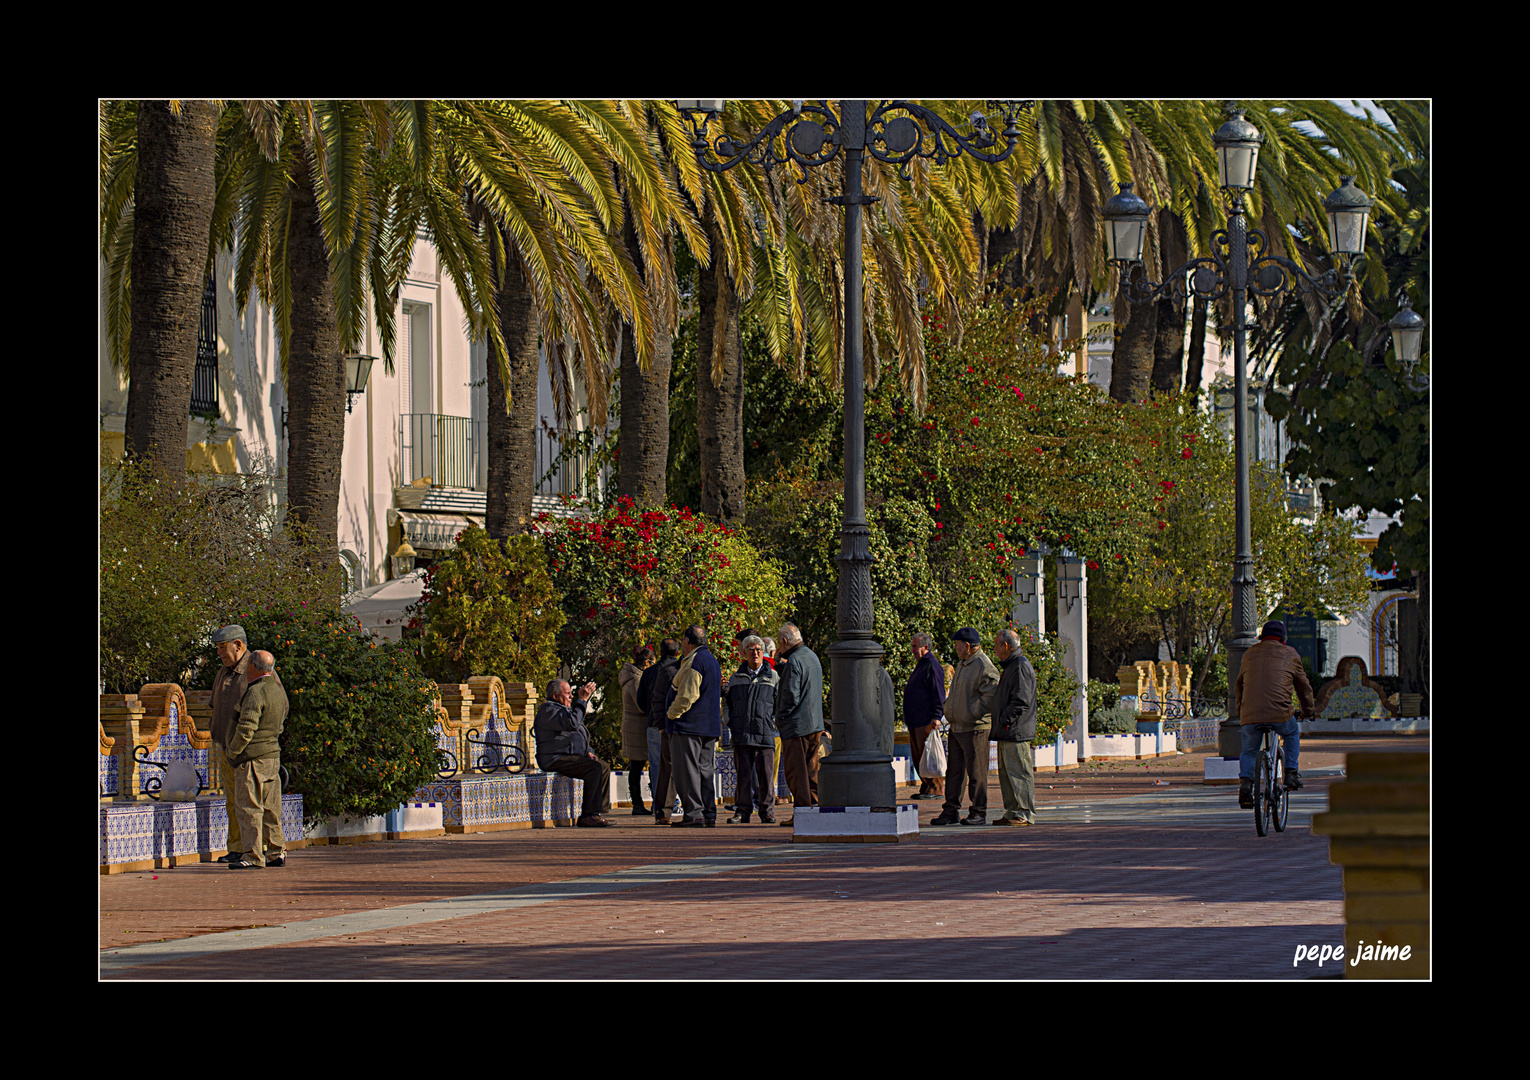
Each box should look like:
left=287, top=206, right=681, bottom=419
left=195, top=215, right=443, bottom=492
left=931, top=627, right=999, bottom=826
left=226, top=650, right=289, bottom=869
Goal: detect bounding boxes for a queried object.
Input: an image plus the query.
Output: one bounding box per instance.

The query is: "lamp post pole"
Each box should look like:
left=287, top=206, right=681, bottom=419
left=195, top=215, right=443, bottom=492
left=677, top=99, right=1029, bottom=806
left=1102, top=105, right=1372, bottom=756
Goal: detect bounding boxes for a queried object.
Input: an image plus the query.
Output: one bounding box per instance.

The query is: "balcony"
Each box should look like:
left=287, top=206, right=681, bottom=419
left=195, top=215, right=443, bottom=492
left=398, top=414, right=595, bottom=499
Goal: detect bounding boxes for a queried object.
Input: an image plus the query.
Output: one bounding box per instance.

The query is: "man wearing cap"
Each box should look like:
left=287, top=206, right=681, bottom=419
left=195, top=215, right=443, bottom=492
left=1236, top=620, right=1317, bottom=808
left=931, top=627, right=999, bottom=826
left=226, top=650, right=289, bottom=868
left=209, top=625, right=262, bottom=862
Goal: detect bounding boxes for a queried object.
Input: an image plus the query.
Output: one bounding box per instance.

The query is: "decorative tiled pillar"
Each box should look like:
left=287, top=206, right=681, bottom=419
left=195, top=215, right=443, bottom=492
left=500, top=682, right=539, bottom=765
left=1312, top=752, right=1429, bottom=979
left=435, top=683, right=475, bottom=775
left=100, top=693, right=160, bottom=800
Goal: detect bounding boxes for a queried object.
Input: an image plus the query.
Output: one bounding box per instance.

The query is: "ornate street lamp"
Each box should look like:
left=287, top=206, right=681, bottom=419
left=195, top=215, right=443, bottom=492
left=1104, top=104, right=1372, bottom=756
left=676, top=99, right=1031, bottom=809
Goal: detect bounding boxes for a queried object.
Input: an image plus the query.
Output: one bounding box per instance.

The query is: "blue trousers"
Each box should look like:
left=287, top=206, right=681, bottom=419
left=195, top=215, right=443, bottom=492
left=1239, top=720, right=1299, bottom=780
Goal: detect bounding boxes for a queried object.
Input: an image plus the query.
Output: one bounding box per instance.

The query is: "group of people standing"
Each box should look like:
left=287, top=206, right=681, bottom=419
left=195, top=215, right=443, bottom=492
left=903, top=627, right=1040, bottom=827
left=534, top=623, right=825, bottom=828
left=534, top=620, right=1042, bottom=831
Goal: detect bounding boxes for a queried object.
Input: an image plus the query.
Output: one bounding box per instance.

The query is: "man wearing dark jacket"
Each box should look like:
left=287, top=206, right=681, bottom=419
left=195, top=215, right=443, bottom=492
left=724, top=635, right=779, bottom=823
left=665, top=625, right=723, bottom=827
left=639, top=638, right=682, bottom=823
left=990, top=629, right=1038, bottom=826
left=773, top=622, right=824, bottom=824
left=903, top=632, right=946, bottom=800
left=533, top=678, right=612, bottom=827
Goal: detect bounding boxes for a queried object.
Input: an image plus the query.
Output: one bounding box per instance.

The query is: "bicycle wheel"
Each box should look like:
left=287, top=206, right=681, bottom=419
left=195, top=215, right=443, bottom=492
left=1272, top=751, right=1290, bottom=832
left=1254, top=751, right=1270, bottom=836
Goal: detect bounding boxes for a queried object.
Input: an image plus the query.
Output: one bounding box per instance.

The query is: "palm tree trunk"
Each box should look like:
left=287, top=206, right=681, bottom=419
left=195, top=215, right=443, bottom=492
left=1185, top=296, right=1208, bottom=410
left=485, top=240, right=539, bottom=539
left=1110, top=269, right=1155, bottom=404
left=1151, top=295, right=1185, bottom=397
left=615, top=213, right=670, bottom=509
left=284, top=150, right=346, bottom=556
left=696, top=219, right=745, bottom=525
left=124, top=100, right=218, bottom=473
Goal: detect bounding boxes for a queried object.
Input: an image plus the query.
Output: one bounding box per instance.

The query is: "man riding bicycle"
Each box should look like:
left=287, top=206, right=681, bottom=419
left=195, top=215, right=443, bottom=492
left=1236, top=620, right=1316, bottom=809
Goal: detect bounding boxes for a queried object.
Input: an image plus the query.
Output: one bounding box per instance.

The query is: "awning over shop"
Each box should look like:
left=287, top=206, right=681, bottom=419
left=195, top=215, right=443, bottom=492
left=393, top=510, right=484, bottom=552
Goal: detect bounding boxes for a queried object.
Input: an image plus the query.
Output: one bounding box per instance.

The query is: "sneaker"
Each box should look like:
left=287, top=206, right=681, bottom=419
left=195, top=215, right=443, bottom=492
left=266, top=854, right=286, bottom=867
left=216, top=852, right=245, bottom=864
left=1284, top=770, right=1303, bottom=791
left=1238, top=779, right=1254, bottom=809
left=928, top=815, right=960, bottom=826
left=759, top=814, right=777, bottom=825
left=959, top=813, right=986, bottom=826
left=726, top=813, right=751, bottom=824
left=227, top=857, right=263, bottom=870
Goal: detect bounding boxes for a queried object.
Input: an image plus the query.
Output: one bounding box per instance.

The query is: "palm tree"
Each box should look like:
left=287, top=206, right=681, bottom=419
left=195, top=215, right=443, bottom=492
left=100, top=99, right=220, bottom=473
left=603, top=101, right=708, bottom=509
left=219, top=100, right=506, bottom=554
left=406, top=100, right=662, bottom=538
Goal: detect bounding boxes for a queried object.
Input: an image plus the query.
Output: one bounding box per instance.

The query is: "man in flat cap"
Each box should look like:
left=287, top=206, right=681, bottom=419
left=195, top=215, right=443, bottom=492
left=226, top=650, right=289, bottom=869
left=930, top=627, right=998, bottom=826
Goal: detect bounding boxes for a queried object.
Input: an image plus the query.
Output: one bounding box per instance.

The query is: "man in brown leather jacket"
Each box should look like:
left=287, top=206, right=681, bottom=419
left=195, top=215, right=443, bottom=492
left=1236, top=620, right=1316, bottom=808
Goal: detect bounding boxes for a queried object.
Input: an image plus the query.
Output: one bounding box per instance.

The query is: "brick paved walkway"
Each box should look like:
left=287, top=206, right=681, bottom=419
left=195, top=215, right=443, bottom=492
left=100, top=736, right=1425, bottom=980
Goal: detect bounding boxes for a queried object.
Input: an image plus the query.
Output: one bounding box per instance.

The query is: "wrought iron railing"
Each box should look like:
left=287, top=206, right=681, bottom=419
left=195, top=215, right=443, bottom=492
left=398, top=414, right=595, bottom=498
left=401, top=413, right=481, bottom=490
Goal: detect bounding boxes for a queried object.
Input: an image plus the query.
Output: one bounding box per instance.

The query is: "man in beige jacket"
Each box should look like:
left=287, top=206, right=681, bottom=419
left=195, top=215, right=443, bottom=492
left=931, top=627, right=999, bottom=827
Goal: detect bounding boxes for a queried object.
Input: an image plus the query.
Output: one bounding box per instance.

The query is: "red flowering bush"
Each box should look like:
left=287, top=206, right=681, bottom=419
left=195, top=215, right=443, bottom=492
left=541, top=498, right=791, bottom=758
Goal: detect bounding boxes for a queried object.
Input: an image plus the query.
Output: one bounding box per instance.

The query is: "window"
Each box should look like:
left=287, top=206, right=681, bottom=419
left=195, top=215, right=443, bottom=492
left=190, top=276, right=218, bottom=415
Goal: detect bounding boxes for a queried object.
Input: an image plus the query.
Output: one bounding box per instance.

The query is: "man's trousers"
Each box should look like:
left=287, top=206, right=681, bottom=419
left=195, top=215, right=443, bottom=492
left=940, top=728, right=990, bottom=819
left=231, top=755, right=283, bottom=866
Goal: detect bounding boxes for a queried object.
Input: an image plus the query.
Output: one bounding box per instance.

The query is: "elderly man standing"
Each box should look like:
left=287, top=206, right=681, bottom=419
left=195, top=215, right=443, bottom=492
left=773, top=622, right=824, bottom=826
left=666, top=625, right=723, bottom=827
left=226, top=650, right=289, bottom=869
left=639, top=638, right=683, bottom=822
left=904, top=632, right=946, bottom=800
left=533, top=678, right=612, bottom=827
left=209, top=625, right=259, bottom=863
left=990, top=628, right=1038, bottom=827
left=931, top=627, right=999, bottom=827
left=725, top=635, right=779, bottom=824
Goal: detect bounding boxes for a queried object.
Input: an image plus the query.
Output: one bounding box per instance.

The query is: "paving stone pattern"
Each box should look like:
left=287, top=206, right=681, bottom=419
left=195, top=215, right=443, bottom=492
left=100, top=737, right=1425, bottom=980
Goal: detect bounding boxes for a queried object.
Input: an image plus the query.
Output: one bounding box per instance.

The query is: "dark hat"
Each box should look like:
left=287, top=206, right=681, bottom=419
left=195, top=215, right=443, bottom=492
left=1260, top=620, right=1286, bottom=641
left=952, top=627, right=980, bottom=645
left=212, top=624, right=247, bottom=644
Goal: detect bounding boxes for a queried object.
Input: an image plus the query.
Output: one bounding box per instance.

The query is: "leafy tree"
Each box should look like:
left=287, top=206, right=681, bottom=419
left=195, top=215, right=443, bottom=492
left=243, top=603, right=440, bottom=825
left=1262, top=100, right=1430, bottom=576
left=407, top=525, right=564, bottom=688
left=100, top=454, right=343, bottom=693
left=1106, top=402, right=1371, bottom=697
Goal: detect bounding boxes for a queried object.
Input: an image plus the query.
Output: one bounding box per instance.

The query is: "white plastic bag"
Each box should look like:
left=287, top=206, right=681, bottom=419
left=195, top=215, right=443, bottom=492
left=920, top=726, right=947, bottom=778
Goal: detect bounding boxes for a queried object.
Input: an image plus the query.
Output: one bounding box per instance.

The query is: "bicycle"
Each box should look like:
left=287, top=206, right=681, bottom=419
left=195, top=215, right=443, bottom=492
left=1252, top=722, right=1293, bottom=836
